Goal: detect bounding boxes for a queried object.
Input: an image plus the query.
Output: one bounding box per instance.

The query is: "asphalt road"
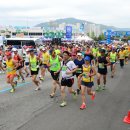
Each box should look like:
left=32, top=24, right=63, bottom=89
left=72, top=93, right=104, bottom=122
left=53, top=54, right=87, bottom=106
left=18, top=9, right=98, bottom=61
left=0, top=63, right=130, bottom=130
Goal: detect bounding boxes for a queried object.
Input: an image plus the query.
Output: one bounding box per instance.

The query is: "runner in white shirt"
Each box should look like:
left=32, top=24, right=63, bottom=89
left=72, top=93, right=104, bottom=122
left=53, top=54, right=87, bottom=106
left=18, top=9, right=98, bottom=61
left=60, top=51, right=78, bottom=107
left=24, top=49, right=30, bottom=77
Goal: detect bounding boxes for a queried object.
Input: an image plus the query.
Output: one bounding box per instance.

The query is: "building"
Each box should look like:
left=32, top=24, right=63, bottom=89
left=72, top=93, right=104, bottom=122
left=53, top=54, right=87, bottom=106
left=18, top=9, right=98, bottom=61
left=0, top=27, right=44, bottom=38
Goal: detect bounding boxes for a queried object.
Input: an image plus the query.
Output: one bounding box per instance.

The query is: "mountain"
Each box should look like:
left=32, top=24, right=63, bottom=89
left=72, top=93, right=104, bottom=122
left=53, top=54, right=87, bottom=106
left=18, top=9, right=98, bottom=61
left=36, top=18, right=88, bottom=27
left=35, top=18, right=130, bottom=31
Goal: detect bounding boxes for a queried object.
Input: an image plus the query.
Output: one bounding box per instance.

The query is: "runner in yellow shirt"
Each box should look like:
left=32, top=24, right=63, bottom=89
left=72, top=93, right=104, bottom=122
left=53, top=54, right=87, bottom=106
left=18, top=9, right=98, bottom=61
left=78, top=56, right=96, bottom=110
left=40, top=47, right=50, bottom=81
left=124, top=47, right=129, bottom=64
left=6, top=52, right=18, bottom=93
left=118, top=47, right=125, bottom=68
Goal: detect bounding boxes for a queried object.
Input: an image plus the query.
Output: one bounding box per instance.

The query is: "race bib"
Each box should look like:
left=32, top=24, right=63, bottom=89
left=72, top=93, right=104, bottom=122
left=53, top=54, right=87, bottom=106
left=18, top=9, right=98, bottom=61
left=62, top=66, right=67, bottom=71
left=111, top=57, right=115, bottom=62
left=52, top=63, right=58, bottom=68
left=99, top=63, right=105, bottom=69
left=31, top=63, right=37, bottom=68
left=76, top=68, right=82, bottom=73
left=7, top=67, right=13, bottom=72
left=83, top=73, right=89, bottom=78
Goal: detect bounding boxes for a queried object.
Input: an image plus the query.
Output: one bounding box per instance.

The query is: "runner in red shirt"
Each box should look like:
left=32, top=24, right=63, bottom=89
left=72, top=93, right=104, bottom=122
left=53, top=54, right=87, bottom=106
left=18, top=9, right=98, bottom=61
left=12, top=48, right=25, bottom=82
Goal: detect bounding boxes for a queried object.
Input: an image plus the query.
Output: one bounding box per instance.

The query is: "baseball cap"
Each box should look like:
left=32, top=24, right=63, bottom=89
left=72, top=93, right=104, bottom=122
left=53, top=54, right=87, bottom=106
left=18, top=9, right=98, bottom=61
left=84, top=56, right=91, bottom=61
left=26, top=48, right=30, bottom=52
left=42, top=47, right=46, bottom=51
left=77, top=53, right=82, bottom=56
left=39, top=46, right=43, bottom=50
left=12, top=48, right=18, bottom=52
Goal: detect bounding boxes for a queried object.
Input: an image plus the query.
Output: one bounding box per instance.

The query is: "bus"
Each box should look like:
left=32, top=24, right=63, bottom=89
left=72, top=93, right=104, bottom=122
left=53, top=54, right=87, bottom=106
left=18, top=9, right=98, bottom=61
left=5, top=38, right=42, bottom=48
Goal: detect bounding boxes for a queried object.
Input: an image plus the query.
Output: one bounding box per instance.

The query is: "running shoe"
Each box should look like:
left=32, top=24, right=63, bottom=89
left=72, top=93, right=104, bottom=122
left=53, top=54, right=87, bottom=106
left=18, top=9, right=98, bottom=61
left=14, top=81, right=17, bottom=87
left=60, top=101, right=67, bottom=107
left=50, top=93, right=55, bottom=98
left=35, top=87, right=41, bottom=91
left=91, top=92, right=96, bottom=100
left=26, top=73, right=29, bottom=77
left=77, top=89, right=81, bottom=95
left=10, top=88, right=15, bottom=93
left=102, top=86, right=106, bottom=90
left=72, top=91, right=77, bottom=99
left=111, top=75, right=114, bottom=78
left=22, top=79, right=25, bottom=83
left=40, top=77, right=44, bottom=81
left=80, top=103, right=86, bottom=110
left=96, top=86, right=101, bottom=92
left=17, top=75, right=20, bottom=81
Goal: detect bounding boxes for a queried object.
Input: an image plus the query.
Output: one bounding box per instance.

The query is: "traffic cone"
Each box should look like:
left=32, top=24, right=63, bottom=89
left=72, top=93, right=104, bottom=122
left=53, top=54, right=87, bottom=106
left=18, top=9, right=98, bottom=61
left=123, top=110, right=130, bottom=124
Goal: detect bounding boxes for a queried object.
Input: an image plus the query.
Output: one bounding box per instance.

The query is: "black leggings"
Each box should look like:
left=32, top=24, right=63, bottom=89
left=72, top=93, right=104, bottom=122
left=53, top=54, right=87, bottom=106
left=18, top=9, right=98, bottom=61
left=120, top=59, right=124, bottom=67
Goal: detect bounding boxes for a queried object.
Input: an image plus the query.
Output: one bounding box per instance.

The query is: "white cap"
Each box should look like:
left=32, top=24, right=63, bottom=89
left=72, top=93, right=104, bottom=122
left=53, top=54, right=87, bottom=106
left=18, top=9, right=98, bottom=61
left=12, top=48, right=18, bottom=52
left=77, top=53, right=82, bottom=56
left=26, top=48, right=30, bottom=52
left=42, top=47, right=46, bottom=51
left=39, top=46, right=43, bottom=50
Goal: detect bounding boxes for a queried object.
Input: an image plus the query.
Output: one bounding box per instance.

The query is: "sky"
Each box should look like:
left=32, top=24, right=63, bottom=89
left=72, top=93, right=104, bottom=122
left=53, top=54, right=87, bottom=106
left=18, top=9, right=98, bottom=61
left=0, top=0, right=130, bottom=28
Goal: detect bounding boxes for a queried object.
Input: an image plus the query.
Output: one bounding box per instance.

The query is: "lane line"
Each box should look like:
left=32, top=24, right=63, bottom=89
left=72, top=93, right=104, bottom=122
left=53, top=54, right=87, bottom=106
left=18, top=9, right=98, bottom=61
left=0, top=82, right=31, bottom=93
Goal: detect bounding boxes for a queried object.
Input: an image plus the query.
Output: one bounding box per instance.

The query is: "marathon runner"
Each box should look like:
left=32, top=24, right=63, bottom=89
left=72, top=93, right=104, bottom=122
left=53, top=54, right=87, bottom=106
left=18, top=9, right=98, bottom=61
left=74, top=52, right=84, bottom=94
left=23, top=48, right=30, bottom=77
left=40, top=47, right=50, bottom=81
left=96, top=49, right=110, bottom=91
left=29, top=49, right=41, bottom=91
left=60, top=51, right=77, bottom=107
left=79, top=56, right=96, bottom=110
left=6, top=51, right=18, bottom=93
left=0, top=50, right=5, bottom=73
left=48, top=49, right=62, bottom=98
left=12, top=48, right=25, bottom=82
left=109, top=47, right=117, bottom=78
left=92, top=46, right=98, bottom=66
left=124, top=47, right=129, bottom=64
left=118, top=47, right=125, bottom=68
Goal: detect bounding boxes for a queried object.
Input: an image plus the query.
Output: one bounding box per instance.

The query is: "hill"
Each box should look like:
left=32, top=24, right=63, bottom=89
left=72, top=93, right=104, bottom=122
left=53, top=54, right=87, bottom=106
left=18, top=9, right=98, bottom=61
left=35, top=18, right=130, bottom=31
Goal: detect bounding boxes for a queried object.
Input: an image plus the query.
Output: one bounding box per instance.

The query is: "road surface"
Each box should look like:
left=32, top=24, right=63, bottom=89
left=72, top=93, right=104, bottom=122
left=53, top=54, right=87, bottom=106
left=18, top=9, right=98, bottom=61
left=0, top=64, right=130, bottom=130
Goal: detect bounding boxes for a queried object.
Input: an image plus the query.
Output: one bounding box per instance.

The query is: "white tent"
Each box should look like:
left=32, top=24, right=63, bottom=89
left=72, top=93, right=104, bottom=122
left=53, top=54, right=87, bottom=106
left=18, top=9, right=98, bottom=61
left=75, top=35, right=93, bottom=42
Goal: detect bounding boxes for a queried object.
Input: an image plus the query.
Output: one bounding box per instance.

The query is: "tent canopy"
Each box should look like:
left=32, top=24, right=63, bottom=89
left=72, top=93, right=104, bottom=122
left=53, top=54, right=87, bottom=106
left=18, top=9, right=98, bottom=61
left=75, top=35, right=93, bottom=42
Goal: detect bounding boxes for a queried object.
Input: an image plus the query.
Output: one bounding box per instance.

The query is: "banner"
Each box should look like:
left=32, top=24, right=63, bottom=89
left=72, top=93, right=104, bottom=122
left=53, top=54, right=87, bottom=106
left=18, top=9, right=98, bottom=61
left=106, top=30, right=112, bottom=44
left=66, top=26, right=72, bottom=39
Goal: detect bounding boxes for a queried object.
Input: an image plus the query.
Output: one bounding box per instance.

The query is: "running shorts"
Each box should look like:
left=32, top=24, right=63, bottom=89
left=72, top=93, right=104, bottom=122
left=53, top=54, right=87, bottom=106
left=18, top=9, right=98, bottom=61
left=50, top=71, right=60, bottom=81
left=81, top=81, right=94, bottom=88
left=61, top=78, right=74, bottom=87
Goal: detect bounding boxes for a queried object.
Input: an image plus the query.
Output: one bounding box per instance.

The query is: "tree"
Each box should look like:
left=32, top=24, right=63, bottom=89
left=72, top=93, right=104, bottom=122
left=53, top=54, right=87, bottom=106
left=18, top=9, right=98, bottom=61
left=93, top=36, right=98, bottom=41
left=87, top=32, right=90, bottom=37
left=98, top=33, right=105, bottom=41
left=91, top=31, right=95, bottom=39
left=127, top=36, right=130, bottom=40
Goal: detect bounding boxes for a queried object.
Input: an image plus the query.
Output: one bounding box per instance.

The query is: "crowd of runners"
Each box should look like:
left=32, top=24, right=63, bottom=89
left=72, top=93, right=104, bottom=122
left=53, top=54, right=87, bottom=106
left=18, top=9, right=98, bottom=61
left=0, top=42, right=130, bottom=110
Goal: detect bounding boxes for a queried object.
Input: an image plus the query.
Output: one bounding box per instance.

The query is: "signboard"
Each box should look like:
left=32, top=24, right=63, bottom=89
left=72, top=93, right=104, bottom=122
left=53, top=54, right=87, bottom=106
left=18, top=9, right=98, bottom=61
left=106, top=30, right=112, bottom=44
left=66, top=26, right=72, bottom=39
left=44, top=31, right=64, bottom=38
left=105, top=31, right=130, bottom=37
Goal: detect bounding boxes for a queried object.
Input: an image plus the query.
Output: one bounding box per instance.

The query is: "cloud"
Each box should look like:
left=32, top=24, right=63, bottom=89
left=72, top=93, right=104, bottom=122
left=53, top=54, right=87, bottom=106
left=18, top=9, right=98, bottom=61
left=0, top=0, right=130, bottom=28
